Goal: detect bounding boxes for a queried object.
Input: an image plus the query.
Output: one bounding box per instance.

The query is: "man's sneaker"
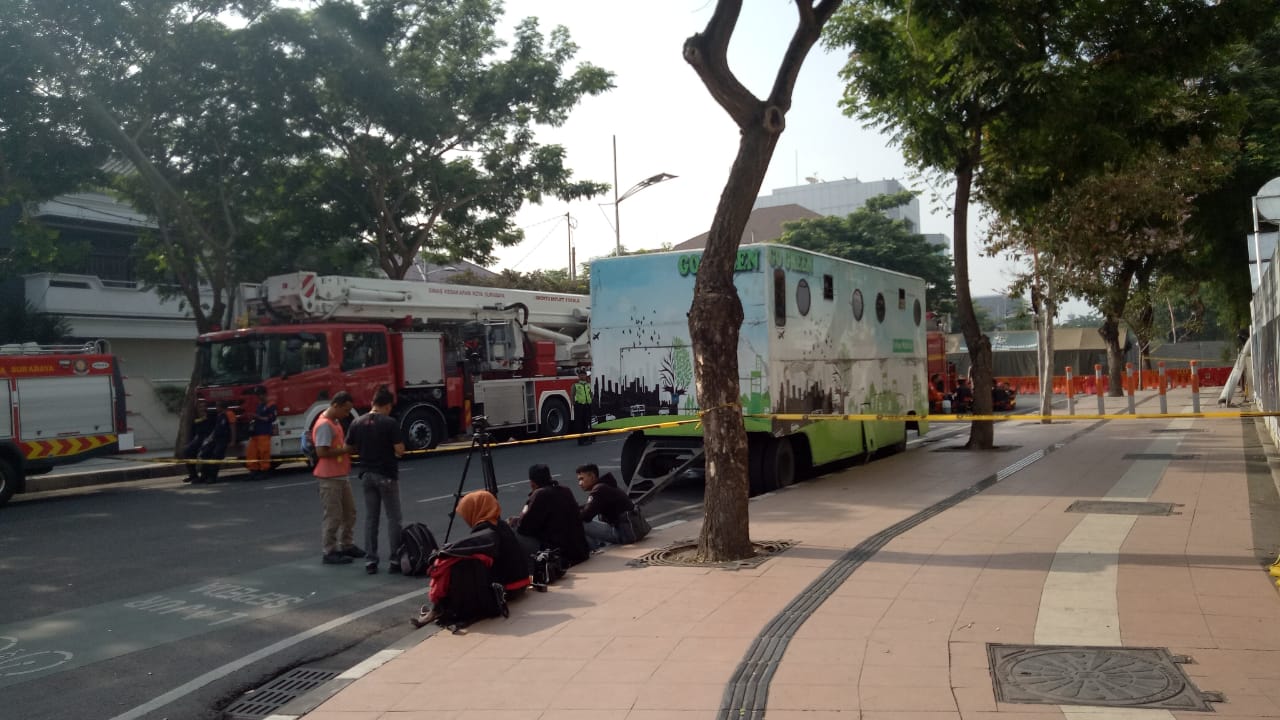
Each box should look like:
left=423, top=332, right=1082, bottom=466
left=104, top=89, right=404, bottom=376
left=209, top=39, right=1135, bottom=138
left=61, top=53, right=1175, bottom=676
left=387, top=563, right=402, bottom=575
left=341, top=545, right=366, bottom=559
left=365, top=562, right=378, bottom=574
left=322, top=551, right=353, bottom=565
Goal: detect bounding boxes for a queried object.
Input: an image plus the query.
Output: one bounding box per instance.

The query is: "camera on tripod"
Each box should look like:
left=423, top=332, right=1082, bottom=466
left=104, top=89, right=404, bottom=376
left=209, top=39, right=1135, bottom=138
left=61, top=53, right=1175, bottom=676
left=471, top=414, right=491, bottom=442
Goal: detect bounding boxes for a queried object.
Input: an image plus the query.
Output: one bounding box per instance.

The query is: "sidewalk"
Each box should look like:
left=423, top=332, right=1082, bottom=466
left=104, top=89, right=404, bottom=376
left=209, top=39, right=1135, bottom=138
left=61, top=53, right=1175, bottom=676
left=277, top=387, right=1280, bottom=720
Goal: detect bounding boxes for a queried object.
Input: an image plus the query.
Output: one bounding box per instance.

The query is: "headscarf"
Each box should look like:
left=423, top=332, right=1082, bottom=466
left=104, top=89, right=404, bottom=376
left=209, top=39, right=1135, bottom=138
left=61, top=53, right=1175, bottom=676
left=456, top=490, right=501, bottom=528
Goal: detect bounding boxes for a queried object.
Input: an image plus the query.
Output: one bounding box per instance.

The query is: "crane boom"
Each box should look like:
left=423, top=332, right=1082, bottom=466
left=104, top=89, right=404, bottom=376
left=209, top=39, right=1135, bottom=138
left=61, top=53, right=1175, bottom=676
left=254, top=272, right=588, bottom=332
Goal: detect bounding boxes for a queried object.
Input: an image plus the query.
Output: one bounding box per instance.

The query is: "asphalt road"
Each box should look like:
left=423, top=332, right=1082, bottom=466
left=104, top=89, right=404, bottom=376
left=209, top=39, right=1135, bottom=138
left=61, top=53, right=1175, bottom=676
left=0, top=432, right=705, bottom=720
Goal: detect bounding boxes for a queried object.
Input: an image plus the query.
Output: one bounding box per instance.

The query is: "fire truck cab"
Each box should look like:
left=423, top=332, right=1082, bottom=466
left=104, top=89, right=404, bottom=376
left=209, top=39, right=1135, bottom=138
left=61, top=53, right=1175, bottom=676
left=195, top=272, right=590, bottom=462
left=0, top=341, right=134, bottom=506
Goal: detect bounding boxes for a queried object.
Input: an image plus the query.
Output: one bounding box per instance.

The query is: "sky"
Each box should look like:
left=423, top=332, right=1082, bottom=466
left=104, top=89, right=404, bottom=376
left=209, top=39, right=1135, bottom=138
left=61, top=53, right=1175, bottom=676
left=492, top=1, right=1068, bottom=313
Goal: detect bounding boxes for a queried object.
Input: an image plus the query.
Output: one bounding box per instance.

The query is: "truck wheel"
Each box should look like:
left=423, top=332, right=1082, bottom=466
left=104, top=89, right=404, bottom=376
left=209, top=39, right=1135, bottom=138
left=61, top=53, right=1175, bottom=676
left=747, top=436, right=767, bottom=496
left=0, top=458, right=18, bottom=506
left=401, top=405, right=445, bottom=451
left=621, top=431, right=646, bottom=485
left=761, top=436, right=795, bottom=492
left=539, top=398, right=570, bottom=437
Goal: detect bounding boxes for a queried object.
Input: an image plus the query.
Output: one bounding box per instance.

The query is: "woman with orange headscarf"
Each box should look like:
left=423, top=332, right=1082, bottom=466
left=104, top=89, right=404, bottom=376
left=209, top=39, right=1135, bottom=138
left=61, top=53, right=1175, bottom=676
left=412, top=491, right=532, bottom=628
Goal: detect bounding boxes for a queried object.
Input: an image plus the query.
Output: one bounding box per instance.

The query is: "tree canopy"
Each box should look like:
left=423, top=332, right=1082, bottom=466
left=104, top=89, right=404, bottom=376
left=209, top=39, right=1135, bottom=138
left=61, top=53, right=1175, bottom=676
left=779, top=190, right=955, bottom=315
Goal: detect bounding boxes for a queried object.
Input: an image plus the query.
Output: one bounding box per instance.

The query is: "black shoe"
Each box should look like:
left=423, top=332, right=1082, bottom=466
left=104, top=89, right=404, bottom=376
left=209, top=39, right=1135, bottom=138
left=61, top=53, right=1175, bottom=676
left=341, top=545, right=366, bottom=559
left=365, top=562, right=378, bottom=574
left=322, top=551, right=353, bottom=565
left=387, top=563, right=402, bottom=575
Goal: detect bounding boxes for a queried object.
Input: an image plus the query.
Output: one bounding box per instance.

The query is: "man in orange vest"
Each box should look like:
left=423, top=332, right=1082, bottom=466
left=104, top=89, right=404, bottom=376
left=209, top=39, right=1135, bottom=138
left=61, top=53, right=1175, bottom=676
left=312, top=391, right=363, bottom=565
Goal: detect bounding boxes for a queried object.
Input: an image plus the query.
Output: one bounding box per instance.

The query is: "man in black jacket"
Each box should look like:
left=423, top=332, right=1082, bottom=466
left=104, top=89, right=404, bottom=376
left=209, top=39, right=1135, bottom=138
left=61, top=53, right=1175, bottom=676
left=509, top=464, right=590, bottom=566
left=576, top=463, right=635, bottom=547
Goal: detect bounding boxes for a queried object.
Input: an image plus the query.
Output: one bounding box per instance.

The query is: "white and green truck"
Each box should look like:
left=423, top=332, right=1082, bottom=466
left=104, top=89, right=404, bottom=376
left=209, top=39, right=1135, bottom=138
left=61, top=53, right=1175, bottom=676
left=589, top=243, right=930, bottom=501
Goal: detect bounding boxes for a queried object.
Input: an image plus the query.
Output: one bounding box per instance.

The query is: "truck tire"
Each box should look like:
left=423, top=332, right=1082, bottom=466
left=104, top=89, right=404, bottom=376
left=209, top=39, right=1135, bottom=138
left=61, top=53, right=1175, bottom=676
left=401, top=405, right=445, bottom=451
left=620, top=431, right=646, bottom=485
left=539, top=398, right=570, bottom=437
left=761, top=436, right=795, bottom=493
left=0, top=458, right=17, bottom=506
left=747, top=436, right=767, bottom=496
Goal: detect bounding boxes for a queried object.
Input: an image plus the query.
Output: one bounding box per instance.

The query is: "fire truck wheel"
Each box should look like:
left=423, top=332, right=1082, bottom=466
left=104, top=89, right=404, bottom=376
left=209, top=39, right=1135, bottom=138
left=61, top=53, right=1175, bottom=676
left=761, top=436, right=795, bottom=492
left=0, top=458, right=16, bottom=506
left=539, top=398, right=570, bottom=437
left=401, top=405, right=445, bottom=451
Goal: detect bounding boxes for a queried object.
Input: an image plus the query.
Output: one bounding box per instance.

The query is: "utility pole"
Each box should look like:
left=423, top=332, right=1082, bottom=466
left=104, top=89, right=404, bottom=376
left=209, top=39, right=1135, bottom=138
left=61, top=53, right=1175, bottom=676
left=566, top=211, right=574, bottom=281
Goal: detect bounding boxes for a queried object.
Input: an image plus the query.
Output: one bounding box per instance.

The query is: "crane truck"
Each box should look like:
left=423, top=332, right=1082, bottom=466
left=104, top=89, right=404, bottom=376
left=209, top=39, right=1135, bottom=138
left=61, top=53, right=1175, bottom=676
left=0, top=341, right=136, bottom=506
left=194, top=272, right=590, bottom=463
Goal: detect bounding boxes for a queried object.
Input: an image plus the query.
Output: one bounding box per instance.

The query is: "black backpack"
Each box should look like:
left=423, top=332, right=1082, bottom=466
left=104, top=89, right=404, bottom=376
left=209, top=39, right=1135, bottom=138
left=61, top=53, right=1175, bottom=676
left=395, top=523, right=439, bottom=576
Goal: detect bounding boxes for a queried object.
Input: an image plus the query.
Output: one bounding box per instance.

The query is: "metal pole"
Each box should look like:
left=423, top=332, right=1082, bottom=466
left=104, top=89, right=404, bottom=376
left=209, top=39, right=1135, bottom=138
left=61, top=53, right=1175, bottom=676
left=1095, top=364, right=1105, bottom=415
left=613, top=135, right=621, bottom=257
left=566, top=211, right=573, bottom=280
left=1126, top=362, right=1136, bottom=414
left=1158, top=361, right=1168, bottom=415
left=1190, top=360, right=1201, bottom=413
left=1066, top=366, right=1075, bottom=415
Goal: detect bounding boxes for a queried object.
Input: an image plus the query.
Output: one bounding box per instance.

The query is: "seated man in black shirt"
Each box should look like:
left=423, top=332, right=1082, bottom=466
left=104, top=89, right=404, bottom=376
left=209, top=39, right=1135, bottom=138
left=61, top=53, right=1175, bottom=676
left=508, top=464, right=590, bottom=566
left=576, top=463, right=635, bottom=548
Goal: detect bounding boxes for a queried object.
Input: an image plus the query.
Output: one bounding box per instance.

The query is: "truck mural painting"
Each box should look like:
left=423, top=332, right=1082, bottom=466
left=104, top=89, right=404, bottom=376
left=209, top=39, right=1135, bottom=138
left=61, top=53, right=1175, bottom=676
left=590, top=244, right=929, bottom=499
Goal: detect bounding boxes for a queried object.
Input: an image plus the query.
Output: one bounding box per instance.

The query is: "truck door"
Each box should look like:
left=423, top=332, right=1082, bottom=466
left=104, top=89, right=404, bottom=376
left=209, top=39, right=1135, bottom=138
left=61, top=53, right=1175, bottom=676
left=340, top=330, right=391, bottom=408
left=0, top=379, right=11, bottom=441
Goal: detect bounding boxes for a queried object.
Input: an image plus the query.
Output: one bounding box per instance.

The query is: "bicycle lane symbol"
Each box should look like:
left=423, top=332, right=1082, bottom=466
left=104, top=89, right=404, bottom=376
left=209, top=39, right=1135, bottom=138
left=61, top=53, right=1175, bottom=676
left=0, top=636, right=73, bottom=677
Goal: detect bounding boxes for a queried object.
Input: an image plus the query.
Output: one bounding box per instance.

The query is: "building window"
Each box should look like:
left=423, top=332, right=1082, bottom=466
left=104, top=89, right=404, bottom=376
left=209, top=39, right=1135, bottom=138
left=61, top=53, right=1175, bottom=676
left=852, top=289, right=864, bottom=321
left=875, top=292, right=886, bottom=323
left=823, top=274, right=834, bottom=300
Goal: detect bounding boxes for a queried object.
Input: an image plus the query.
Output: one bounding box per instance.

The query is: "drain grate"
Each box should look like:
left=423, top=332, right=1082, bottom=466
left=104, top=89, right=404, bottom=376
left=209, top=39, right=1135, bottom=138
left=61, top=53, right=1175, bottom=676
left=628, top=539, right=796, bottom=569
left=1122, top=453, right=1200, bottom=461
left=223, top=667, right=341, bottom=720
left=1066, top=500, right=1178, bottom=516
left=988, top=644, right=1216, bottom=711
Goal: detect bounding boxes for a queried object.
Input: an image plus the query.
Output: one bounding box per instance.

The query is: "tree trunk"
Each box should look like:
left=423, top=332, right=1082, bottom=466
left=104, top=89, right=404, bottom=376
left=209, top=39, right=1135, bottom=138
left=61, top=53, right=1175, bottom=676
left=1038, top=276, right=1057, bottom=423
left=951, top=158, right=993, bottom=449
left=690, top=123, right=779, bottom=562
left=1098, top=259, right=1138, bottom=397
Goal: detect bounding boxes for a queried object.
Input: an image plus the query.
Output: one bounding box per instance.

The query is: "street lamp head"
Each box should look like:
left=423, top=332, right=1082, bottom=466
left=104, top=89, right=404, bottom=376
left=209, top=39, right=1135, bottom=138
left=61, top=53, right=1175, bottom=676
left=618, top=172, right=677, bottom=203
left=1257, top=176, right=1280, bottom=222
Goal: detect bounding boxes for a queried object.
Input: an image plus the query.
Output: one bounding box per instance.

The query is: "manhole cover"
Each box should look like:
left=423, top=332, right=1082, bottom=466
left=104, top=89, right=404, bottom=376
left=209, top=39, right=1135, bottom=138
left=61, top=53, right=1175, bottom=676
left=628, top=539, right=795, bottom=569
left=1122, top=453, right=1200, bottom=461
left=223, top=667, right=341, bottom=719
left=1066, top=500, right=1177, bottom=516
left=988, top=644, right=1215, bottom=711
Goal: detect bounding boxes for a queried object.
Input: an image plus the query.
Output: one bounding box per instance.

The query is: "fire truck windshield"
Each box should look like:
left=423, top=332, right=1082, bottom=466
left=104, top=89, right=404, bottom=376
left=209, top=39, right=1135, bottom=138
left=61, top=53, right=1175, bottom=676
left=197, top=333, right=327, bottom=386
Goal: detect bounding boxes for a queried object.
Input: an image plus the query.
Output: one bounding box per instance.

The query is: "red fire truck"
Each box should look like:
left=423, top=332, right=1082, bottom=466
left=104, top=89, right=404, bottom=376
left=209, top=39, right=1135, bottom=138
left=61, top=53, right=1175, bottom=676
left=0, top=342, right=135, bottom=506
left=195, top=272, right=590, bottom=463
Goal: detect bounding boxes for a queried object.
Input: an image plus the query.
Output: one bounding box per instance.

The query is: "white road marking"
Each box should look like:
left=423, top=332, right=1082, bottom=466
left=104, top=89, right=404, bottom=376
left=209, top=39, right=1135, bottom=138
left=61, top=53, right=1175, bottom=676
left=416, top=479, right=527, bottom=503
left=107, top=587, right=423, bottom=720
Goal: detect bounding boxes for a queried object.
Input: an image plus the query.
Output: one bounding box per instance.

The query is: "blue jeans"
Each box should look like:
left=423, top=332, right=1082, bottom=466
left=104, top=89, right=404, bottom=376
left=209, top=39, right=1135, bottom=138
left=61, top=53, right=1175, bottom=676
left=583, top=519, right=618, bottom=549
left=358, top=470, right=403, bottom=566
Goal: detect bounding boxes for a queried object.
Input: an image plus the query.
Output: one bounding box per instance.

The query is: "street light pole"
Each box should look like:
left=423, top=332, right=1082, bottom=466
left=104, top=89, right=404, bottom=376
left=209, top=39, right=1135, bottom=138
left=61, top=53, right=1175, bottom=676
left=614, top=135, right=621, bottom=257
left=612, top=134, right=676, bottom=257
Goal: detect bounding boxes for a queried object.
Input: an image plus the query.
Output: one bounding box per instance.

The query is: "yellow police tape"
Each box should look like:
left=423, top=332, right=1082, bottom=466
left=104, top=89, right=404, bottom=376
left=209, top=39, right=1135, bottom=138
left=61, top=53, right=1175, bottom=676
left=139, top=406, right=1280, bottom=467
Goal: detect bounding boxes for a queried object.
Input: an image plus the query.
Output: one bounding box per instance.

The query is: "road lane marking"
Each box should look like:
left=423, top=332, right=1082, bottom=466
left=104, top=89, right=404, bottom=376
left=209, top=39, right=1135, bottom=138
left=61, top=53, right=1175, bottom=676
left=107, top=587, right=423, bottom=720
left=0, top=560, right=403, bottom=688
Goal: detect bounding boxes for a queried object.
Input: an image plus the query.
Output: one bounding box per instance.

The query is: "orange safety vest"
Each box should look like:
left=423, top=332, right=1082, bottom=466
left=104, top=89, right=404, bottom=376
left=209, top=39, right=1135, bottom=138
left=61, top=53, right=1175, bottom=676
left=311, top=415, right=351, bottom=479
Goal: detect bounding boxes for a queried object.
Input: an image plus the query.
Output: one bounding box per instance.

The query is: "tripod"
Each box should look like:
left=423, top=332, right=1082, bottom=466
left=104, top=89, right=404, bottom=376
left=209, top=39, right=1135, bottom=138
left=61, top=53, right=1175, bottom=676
left=443, top=416, right=501, bottom=544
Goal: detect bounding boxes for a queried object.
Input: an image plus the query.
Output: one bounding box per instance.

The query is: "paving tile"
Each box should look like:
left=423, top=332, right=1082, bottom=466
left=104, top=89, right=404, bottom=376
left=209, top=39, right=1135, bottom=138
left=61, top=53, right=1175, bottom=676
left=539, top=710, right=634, bottom=720
left=622, top=710, right=715, bottom=719
left=864, top=638, right=950, bottom=667
left=757, top=712, right=859, bottom=719
left=951, top=682, right=998, bottom=712
left=858, top=664, right=950, bottom=688
left=631, top=681, right=725, bottom=710
left=546, top=681, right=642, bottom=710
left=453, top=710, right=542, bottom=720
left=299, top=712, right=382, bottom=720
left=525, top=634, right=610, bottom=660
left=860, top=685, right=959, bottom=711
left=596, top=635, right=681, bottom=661
left=859, top=712, right=961, bottom=720
left=767, top=682, right=861, bottom=710
left=379, top=711, right=461, bottom=719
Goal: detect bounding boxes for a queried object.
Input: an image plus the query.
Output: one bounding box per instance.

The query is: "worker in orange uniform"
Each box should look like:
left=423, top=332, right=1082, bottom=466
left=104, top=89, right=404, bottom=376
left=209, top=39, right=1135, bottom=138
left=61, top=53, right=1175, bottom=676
left=246, top=385, right=277, bottom=480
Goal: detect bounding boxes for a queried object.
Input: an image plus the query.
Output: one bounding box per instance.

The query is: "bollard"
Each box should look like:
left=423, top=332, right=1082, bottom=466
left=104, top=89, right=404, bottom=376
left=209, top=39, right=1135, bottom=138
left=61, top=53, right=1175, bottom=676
left=1190, top=360, right=1200, bottom=413
left=1158, top=361, right=1168, bottom=415
left=1095, top=364, right=1105, bottom=415
left=1126, top=362, right=1136, bottom=414
left=1066, top=366, right=1075, bottom=415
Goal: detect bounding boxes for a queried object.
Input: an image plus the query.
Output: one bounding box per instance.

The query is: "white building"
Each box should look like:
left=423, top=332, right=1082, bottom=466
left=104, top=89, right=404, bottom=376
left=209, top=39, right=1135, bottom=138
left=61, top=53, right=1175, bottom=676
left=752, top=177, right=949, bottom=248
